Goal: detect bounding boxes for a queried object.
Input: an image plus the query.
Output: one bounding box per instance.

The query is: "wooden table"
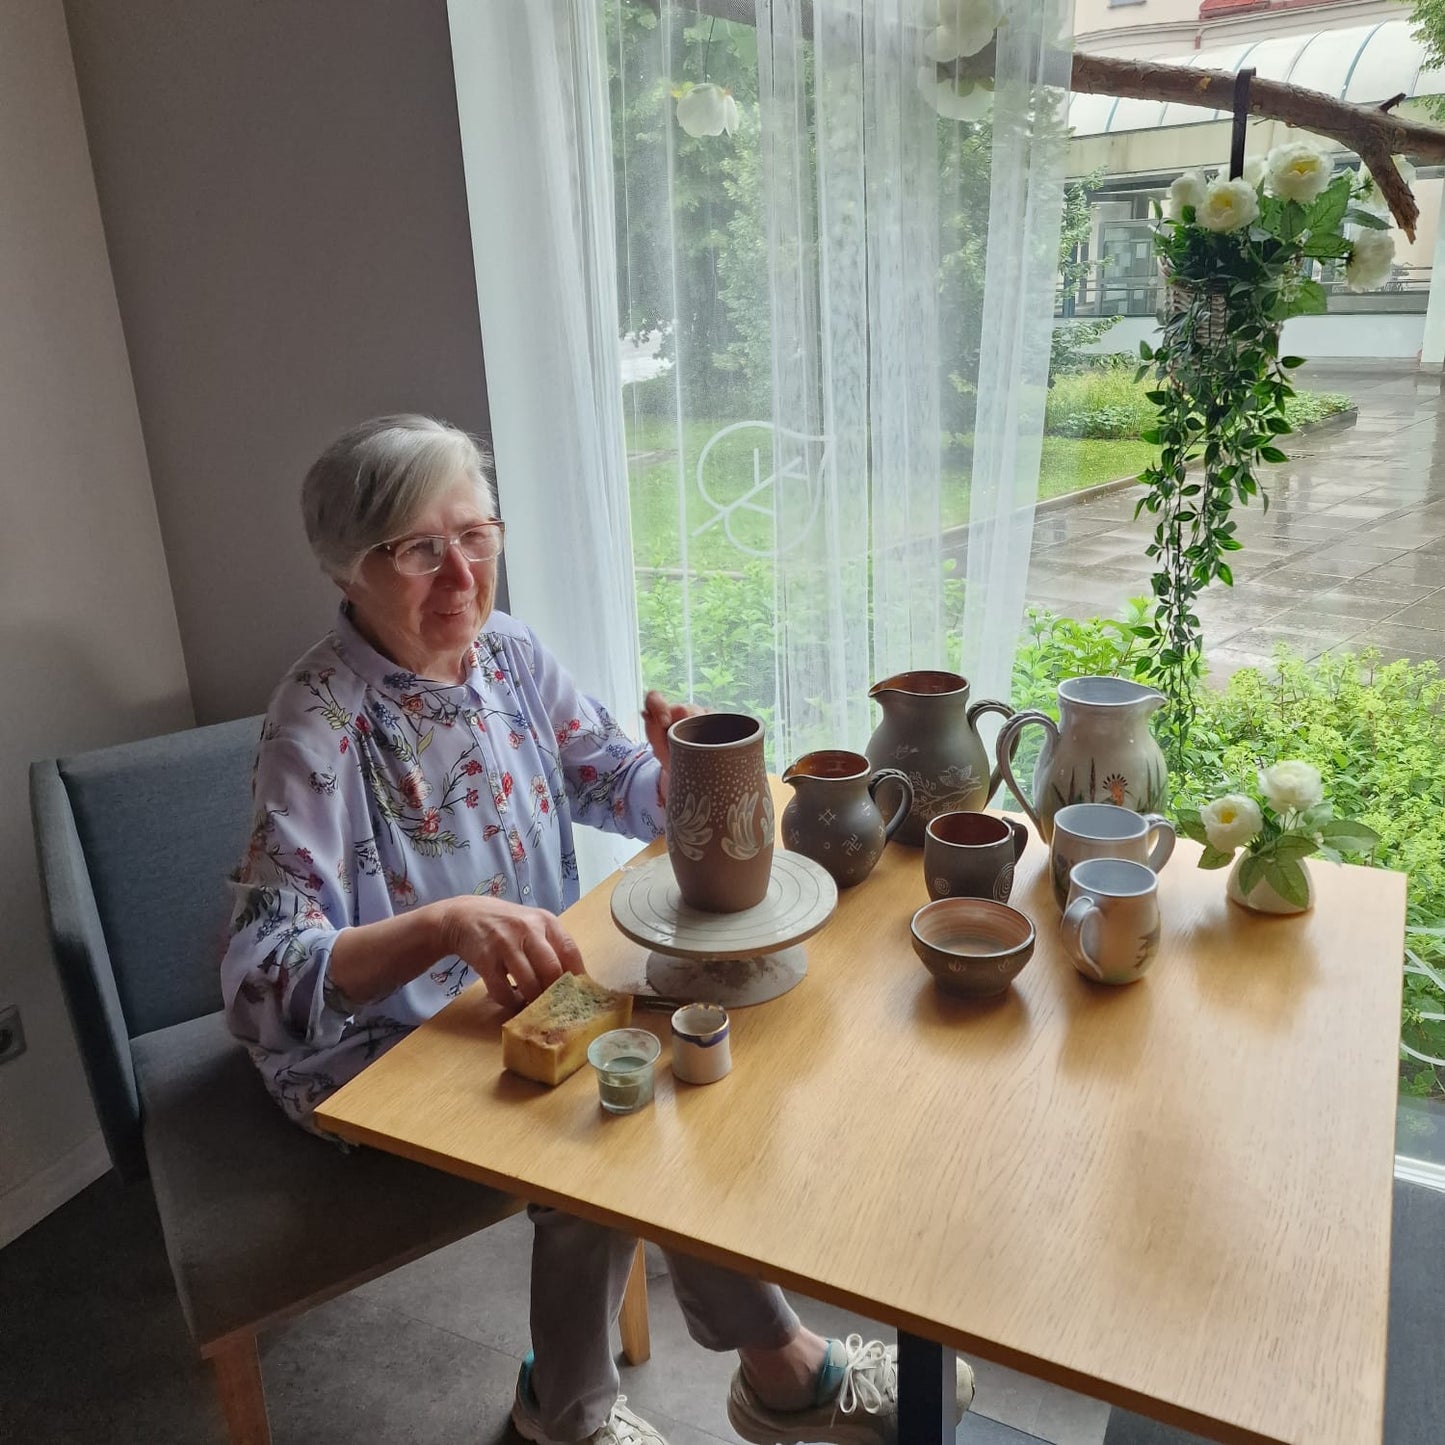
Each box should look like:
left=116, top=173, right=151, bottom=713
left=316, top=783, right=1405, bottom=1445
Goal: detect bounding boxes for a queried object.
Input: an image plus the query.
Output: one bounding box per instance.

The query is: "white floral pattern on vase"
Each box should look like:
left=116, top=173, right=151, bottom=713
left=668, top=791, right=713, bottom=861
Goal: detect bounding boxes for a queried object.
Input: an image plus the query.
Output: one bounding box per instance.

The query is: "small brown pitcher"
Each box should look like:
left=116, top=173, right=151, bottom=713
left=780, top=750, right=913, bottom=889
left=666, top=712, right=774, bottom=913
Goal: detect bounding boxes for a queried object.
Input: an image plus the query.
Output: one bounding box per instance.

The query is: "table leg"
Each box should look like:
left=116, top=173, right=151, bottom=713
left=897, top=1330, right=957, bottom=1443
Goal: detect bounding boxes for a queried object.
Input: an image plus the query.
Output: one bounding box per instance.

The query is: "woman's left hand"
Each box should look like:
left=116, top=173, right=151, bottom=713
left=642, top=690, right=702, bottom=807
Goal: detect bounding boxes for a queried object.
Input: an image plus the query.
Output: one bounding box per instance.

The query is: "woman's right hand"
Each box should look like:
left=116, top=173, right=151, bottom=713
left=435, top=895, right=586, bottom=1009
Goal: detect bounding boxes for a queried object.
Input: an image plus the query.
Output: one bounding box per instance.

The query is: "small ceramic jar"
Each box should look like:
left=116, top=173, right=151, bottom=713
left=669, top=1003, right=732, bottom=1085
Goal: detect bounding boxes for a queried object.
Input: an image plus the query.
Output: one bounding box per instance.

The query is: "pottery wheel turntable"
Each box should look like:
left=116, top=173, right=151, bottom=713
left=610, top=852, right=838, bottom=1006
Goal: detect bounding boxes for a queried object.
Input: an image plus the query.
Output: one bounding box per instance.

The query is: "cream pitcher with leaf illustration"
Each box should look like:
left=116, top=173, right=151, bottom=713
left=864, top=671, right=1015, bottom=847
left=994, top=677, right=1168, bottom=844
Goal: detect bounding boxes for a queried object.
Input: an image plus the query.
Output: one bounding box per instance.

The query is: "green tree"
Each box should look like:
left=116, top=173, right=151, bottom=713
left=1412, top=0, right=1445, bottom=118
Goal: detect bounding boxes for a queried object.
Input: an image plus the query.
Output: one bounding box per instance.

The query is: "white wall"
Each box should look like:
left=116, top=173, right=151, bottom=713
left=63, top=0, right=494, bottom=725
left=0, top=0, right=193, bottom=1244
left=1074, top=312, right=1428, bottom=360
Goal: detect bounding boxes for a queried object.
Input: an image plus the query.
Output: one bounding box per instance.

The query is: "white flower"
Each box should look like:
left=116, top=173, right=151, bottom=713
left=1265, top=142, right=1333, bottom=204
left=926, top=0, right=1002, bottom=60
left=1345, top=230, right=1396, bottom=292
left=917, top=68, right=992, bottom=120
left=1201, top=795, right=1264, bottom=853
left=1165, top=170, right=1207, bottom=219
left=1356, top=157, right=1415, bottom=217
left=1242, top=155, right=1267, bottom=189
left=675, top=84, right=739, bottom=139
left=1195, top=177, right=1260, bottom=233
left=1258, top=760, right=1324, bottom=815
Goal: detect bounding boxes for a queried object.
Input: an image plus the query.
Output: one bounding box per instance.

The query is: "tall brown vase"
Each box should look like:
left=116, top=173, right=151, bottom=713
left=665, top=713, right=774, bottom=913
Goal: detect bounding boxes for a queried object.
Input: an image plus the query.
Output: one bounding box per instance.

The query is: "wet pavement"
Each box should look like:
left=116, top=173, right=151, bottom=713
left=1023, top=362, right=1445, bottom=678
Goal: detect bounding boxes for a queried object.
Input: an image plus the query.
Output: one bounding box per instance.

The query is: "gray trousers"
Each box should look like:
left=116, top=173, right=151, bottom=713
left=529, top=1204, right=801, bottom=1438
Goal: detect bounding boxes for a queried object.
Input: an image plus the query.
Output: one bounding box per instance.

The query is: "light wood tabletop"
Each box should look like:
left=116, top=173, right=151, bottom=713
left=316, top=780, right=1405, bottom=1445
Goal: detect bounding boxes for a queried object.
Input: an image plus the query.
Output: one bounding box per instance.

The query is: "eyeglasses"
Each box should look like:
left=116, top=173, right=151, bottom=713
left=376, top=522, right=505, bottom=576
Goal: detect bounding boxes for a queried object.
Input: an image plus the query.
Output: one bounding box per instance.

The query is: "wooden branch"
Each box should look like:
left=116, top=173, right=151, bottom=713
left=943, top=40, right=1442, bottom=240
left=1069, top=52, right=1439, bottom=239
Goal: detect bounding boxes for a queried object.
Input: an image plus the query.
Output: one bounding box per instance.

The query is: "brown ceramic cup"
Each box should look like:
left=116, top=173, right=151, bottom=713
left=923, top=811, right=1029, bottom=903
left=665, top=712, right=774, bottom=913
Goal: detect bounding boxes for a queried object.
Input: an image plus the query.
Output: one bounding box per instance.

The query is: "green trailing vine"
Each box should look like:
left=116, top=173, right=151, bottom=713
left=1130, top=155, right=1397, bottom=769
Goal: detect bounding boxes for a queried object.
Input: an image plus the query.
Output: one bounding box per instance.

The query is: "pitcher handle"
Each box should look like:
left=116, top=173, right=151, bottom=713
left=993, top=709, right=1058, bottom=833
left=966, top=698, right=1015, bottom=804
left=867, top=768, right=914, bottom=843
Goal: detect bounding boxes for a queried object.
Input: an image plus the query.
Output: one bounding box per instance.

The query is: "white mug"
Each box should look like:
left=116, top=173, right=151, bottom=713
left=670, top=1003, right=732, bottom=1085
left=1062, top=857, right=1162, bottom=986
left=1049, top=803, right=1175, bottom=911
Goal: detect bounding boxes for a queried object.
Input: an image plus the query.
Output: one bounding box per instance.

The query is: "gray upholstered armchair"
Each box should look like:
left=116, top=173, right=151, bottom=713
left=30, top=716, right=648, bottom=1444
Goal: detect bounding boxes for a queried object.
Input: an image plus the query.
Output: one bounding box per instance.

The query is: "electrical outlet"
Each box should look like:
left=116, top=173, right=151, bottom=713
left=0, top=1005, right=25, bottom=1064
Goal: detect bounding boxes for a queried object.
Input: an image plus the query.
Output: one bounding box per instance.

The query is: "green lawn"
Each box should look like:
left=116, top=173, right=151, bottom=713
left=625, top=415, right=1155, bottom=568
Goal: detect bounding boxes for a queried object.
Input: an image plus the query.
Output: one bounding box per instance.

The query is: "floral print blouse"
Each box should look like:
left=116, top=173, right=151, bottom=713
left=221, top=606, right=664, bottom=1129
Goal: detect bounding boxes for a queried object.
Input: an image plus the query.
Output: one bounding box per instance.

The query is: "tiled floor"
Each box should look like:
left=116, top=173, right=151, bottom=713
left=1019, top=363, right=1445, bottom=679
left=2, top=1172, right=1104, bottom=1445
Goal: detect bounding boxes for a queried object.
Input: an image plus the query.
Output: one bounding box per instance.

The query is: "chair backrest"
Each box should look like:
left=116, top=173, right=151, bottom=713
left=30, top=715, right=262, bottom=1175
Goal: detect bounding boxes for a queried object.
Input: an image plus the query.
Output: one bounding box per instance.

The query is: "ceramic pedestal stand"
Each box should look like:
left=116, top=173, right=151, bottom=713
left=610, top=851, right=838, bottom=1007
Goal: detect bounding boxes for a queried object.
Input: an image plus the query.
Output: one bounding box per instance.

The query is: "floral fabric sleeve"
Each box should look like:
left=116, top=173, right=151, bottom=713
left=221, top=735, right=358, bottom=1054
left=516, top=626, right=665, bottom=841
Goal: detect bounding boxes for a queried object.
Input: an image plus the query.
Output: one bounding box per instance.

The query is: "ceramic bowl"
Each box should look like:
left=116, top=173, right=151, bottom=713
left=909, top=898, right=1036, bottom=998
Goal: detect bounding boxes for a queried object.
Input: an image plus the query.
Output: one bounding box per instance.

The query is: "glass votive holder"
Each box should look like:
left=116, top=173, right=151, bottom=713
left=586, top=1029, right=661, bottom=1115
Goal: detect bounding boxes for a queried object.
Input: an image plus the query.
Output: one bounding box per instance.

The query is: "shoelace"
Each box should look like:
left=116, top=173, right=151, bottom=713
left=598, top=1396, right=647, bottom=1445
left=834, top=1335, right=898, bottom=1417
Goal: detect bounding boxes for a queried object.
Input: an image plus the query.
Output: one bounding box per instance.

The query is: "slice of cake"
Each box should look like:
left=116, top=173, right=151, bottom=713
left=501, top=973, right=634, bottom=1086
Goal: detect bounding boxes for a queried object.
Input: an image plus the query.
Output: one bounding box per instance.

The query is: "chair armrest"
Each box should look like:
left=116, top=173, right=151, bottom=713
left=29, top=758, right=145, bottom=1180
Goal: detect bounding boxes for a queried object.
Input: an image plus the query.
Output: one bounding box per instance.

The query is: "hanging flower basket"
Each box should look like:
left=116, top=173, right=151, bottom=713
left=1162, top=276, right=1233, bottom=351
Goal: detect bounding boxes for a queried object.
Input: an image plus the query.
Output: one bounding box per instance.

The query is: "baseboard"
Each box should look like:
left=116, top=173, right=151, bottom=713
left=0, top=1131, right=111, bottom=1250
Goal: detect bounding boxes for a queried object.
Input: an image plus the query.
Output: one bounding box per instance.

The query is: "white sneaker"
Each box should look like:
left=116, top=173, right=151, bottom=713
left=511, top=1357, right=669, bottom=1445
left=727, top=1333, right=975, bottom=1445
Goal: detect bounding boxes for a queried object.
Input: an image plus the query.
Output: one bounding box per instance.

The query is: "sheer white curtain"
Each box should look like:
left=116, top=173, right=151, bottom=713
left=958, top=3, right=1075, bottom=702
left=758, top=0, right=1074, bottom=750
left=760, top=0, right=946, bottom=762
left=449, top=0, right=1073, bottom=815
left=447, top=1, right=642, bottom=885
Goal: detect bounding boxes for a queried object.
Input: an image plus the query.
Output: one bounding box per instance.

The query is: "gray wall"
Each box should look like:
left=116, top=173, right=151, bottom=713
left=64, top=0, right=494, bottom=724
left=0, top=0, right=194, bottom=1241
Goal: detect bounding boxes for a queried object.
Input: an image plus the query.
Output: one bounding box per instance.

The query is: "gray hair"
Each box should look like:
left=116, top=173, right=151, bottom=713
left=301, top=414, right=497, bottom=581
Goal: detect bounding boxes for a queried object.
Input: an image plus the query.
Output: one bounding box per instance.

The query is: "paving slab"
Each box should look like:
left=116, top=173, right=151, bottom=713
left=1023, top=363, right=1445, bottom=678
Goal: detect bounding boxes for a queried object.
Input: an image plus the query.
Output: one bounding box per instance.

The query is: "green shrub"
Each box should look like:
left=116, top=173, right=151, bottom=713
left=1044, top=370, right=1159, bottom=439
left=1043, top=372, right=1353, bottom=442
left=1009, top=604, right=1445, bottom=1100
left=1282, top=391, right=1353, bottom=427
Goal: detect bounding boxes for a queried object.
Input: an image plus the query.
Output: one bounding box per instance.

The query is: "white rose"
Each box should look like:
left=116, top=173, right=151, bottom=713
left=1201, top=795, right=1264, bottom=853
left=1258, top=760, right=1324, bottom=815
left=927, top=0, right=1002, bottom=59
left=1196, top=178, right=1260, bottom=233
left=1265, top=142, right=1333, bottom=204
left=675, top=84, right=739, bottom=138
left=1165, top=170, right=1207, bottom=220
left=1345, top=229, right=1396, bottom=292
left=917, top=68, right=992, bottom=120
left=1242, top=155, right=1267, bottom=189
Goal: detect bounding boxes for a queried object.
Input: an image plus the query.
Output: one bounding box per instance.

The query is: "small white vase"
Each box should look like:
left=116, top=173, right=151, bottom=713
left=1226, top=853, right=1313, bottom=916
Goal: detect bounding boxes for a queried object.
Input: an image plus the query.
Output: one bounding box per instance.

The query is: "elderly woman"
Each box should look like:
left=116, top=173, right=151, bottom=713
left=222, top=415, right=971, bottom=1445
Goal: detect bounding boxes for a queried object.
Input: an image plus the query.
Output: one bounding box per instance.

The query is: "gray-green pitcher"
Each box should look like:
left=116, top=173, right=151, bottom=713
left=864, top=670, right=1014, bottom=848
